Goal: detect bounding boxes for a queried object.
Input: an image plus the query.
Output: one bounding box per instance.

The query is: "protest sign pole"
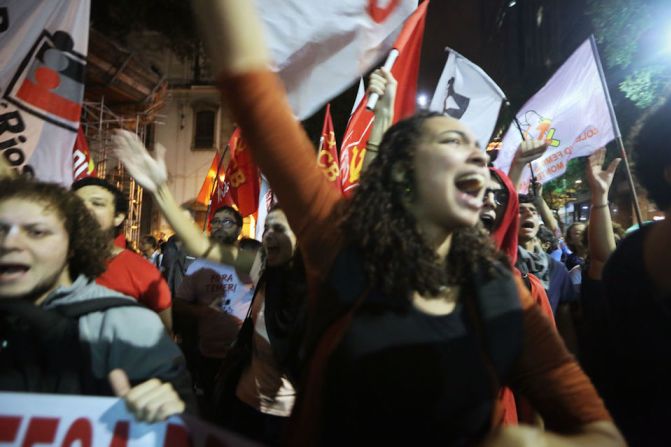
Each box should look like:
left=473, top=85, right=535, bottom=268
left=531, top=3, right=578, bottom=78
left=507, top=106, right=539, bottom=191
left=590, top=35, right=643, bottom=225
left=366, top=49, right=400, bottom=110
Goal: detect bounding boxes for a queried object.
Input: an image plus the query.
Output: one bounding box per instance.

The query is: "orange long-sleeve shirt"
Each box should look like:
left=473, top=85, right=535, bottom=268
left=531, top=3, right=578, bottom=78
left=218, top=70, right=611, bottom=437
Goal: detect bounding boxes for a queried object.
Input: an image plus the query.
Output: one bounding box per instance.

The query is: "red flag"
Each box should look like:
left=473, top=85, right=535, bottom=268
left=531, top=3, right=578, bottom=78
left=219, top=128, right=260, bottom=218
left=203, top=150, right=235, bottom=225
left=317, top=104, right=342, bottom=189
left=339, top=1, right=429, bottom=197
left=196, top=150, right=224, bottom=206
left=72, top=127, right=97, bottom=181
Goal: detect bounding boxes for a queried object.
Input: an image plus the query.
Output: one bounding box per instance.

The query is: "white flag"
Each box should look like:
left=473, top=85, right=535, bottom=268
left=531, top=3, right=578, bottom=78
left=257, top=0, right=418, bottom=120
left=429, top=49, right=506, bottom=148
left=255, top=175, right=273, bottom=242
left=0, top=0, right=90, bottom=185
left=494, top=37, right=617, bottom=192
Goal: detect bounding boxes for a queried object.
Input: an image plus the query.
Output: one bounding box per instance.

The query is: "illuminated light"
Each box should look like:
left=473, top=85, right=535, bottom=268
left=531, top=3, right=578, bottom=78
left=653, top=215, right=665, bottom=221
left=417, top=94, right=428, bottom=108
left=508, top=0, right=517, bottom=7
left=581, top=205, right=589, bottom=210
left=574, top=179, right=582, bottom=184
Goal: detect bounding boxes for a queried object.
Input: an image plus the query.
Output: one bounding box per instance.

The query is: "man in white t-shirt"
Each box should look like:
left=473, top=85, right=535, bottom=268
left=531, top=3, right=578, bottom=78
left=174, top=206, right=258, bottom=419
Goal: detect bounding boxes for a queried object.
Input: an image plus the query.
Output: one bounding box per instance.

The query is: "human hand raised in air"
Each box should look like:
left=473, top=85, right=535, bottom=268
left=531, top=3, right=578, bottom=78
left=112, top=130, right=168, bottom=194
left=512, top=139, right=550, bottom=167
left=586, top=147, right=621, bottom=200
left=368, top=68, right=397, bottom=120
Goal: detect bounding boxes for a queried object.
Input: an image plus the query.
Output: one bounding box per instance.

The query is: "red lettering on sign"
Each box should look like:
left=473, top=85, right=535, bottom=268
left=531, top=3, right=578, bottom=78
left=22, top=417, right=59, bottom=447
left=0, top=416, right=22, bottom=442
left=547, top=160, right=565, bottom=174
left=61, top=418, right=92, bottom=447
left=109, top=421, right=130, bottom=447
left=367, top=0, right=401, bottom=23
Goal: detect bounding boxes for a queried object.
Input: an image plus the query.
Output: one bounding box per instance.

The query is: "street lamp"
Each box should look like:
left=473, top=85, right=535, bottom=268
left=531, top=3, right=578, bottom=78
left=417, top=93, right=428, bottom=109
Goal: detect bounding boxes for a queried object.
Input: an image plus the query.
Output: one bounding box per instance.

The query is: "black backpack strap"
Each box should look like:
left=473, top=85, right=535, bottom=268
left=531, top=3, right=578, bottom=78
left=54, top=297, right=141, bottom=318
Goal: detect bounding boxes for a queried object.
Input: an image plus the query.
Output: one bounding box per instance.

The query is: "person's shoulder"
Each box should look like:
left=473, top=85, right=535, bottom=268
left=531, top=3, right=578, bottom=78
left=115, top=249, right=164, bottom=275
left=604, top=226, right=648, bottom=276
left=86, top=300, right=167, bottom=345
left=186, top=257, right=235, bottom=275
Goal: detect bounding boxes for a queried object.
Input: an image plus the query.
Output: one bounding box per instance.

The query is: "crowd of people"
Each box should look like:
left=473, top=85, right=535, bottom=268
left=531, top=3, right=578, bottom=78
left=2, top=1, right=671, bottom=445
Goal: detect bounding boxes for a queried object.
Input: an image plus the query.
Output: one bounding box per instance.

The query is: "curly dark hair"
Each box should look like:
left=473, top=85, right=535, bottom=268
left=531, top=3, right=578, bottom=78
left=0, top=177, right=110, bottom=279
left=633, top=96, right=671, bottom=210
left=342, top=112, right=509, bottom=299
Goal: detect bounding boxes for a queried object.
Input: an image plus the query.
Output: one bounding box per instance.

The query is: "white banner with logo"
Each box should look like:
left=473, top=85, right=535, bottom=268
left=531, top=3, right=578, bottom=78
left=429, top=49, right=506, bottom=148
left=494, top=38, right=617, bottom=192
left=258, top=0, right=417, bottom=119
left=0, top=392, right=257, bottom=446
left=0, top=0, right=89, bottom=185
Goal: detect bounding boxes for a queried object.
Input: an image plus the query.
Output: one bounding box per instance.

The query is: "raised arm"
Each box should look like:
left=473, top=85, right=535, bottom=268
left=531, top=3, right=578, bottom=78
left=191, top=0, right=344, bottom=276
left=363, top=68, right=396, bottom=173
left=585, top=148, right=621, bottom=280
left=531, top=182, right=561, bottom=236
left=112, top=131, right=256, bottom=276
left=507, top=139, right=549, bottom=190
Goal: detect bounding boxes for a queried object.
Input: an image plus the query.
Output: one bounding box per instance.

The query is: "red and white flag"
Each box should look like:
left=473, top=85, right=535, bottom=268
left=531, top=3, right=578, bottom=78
left=0, top=0, right=90, bottom=185
left=257, top=0, right=418, bottom=119
left=339, top=0, right=429, bottom=197
left=494, top=37, right=618, bottom=192
left=72, top=127, right=96, bottom=181
left=317, top=103, right=341, bottom=189
left=196, top=150, right=226, bottom=207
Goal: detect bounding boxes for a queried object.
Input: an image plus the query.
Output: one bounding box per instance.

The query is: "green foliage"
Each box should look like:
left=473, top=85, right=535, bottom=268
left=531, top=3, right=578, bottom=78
left=587, top=0, right=653, bottom=69
left=620, top=65, right=669, bottom=108
left=586, top=0, right=671, bottom=109
left=544, top=157, right=588, bottom=209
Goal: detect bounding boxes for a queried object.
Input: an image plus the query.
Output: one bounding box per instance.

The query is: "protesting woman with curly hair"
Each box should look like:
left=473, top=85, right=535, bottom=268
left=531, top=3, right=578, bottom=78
left=114, top=2, right=625, bottom=445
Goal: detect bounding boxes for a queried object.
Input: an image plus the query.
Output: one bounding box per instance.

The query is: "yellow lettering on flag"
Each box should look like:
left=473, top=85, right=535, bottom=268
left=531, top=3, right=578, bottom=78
left=229, top=169, right=246, bottom=187
left=318, top=151, right=340, bottom=182
left=348, top=145, right=366, bottom=184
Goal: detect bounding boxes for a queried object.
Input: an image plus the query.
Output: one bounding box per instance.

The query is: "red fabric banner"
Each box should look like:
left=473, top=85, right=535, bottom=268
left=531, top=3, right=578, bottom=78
left=72, top=127, right=97, bottom=181
left=210, top=128, right=259, bottom=220
left=317, top=103, right=342, bottom=189
left=339, top=1, right=429, bottom=197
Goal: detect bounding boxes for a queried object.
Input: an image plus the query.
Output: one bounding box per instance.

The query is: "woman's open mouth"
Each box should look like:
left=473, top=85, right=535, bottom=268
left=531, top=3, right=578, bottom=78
left=0, top=263, right=29, bottom=282
left=455, top=173, right=485, bottom=211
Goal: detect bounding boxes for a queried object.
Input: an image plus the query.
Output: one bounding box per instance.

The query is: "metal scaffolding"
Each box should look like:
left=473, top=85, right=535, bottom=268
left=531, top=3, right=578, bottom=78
left=81, top=98, right=145, bottom=246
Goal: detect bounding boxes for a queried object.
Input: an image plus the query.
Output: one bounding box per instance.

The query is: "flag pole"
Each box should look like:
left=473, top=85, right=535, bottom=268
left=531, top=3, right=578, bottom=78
left=589, top=35, right=643, bottom=225
left=507, top=102, right=539, bottom=191
left=204, top=142, right=231, bottom=231
left=366, top=49, right=400, bottom=110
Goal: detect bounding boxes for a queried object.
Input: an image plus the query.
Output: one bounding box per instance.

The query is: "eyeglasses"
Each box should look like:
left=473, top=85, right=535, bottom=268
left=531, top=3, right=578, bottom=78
left=211, top=218, right=237, bottom=227
left=484, top=188, right=508, bottom=207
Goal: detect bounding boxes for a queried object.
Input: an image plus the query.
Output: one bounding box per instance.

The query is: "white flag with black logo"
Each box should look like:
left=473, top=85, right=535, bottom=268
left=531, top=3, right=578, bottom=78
left=429, top=49, right=506, bottom=148
left=0, top=0, right=89, bottom=185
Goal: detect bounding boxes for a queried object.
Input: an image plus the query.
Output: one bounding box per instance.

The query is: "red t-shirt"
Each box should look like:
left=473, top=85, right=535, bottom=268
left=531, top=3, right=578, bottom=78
left=97, top=249, right=172, bottom=312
